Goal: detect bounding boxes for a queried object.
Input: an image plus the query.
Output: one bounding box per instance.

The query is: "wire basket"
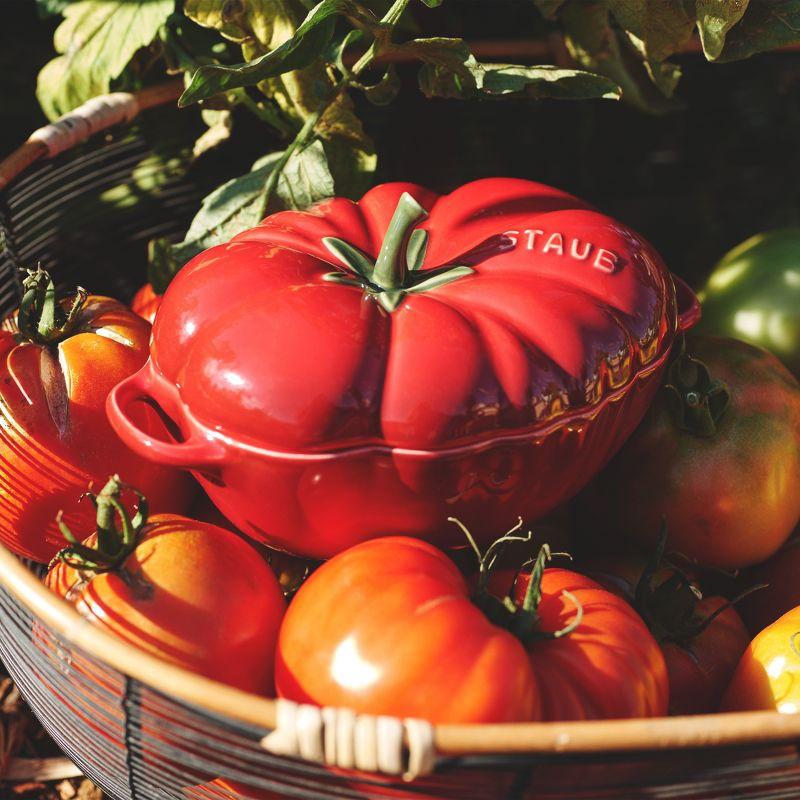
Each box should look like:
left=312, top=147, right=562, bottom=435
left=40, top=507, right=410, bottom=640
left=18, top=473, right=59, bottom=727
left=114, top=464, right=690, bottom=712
left=2, top=87, right=800, bottom=800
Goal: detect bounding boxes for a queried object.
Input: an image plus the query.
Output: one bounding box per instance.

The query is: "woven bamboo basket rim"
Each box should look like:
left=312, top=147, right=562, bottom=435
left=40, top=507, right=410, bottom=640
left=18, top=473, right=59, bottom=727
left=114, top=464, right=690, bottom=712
left=0, top=79, right=798, bottom=761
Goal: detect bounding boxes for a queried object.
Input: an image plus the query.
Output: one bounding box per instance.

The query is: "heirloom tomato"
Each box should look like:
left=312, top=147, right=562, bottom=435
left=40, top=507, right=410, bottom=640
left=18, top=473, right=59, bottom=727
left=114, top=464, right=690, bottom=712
left=109, top=178, right=697, bottom=559
left=131, top=282, right=161, bottom=324
left=275, top=527, right=667, bottom=723
left=698, top=230, right=800, bottom=376
left=584, top=533, right=751, bottom=714
left=0, top=268, right=193, bottom=563
left=721, top=606, right=800, bottom=714
left=46, top=477, right=285, bottom=693
left=577, top=336, right=800, bottom=569
left=740, top=533, right=800, bottom=634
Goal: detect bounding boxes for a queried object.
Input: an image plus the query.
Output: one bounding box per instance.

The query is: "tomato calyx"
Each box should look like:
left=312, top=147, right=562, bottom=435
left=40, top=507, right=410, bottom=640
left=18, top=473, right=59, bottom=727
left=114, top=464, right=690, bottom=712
left=634, top=523, right=763, bottom=647
left=322, top=192, right=474, bottom=312
left=55, top=475, right=150, bottom=580
left=17, top=267, right=88, bottom=346
left=449, top=517, right=583, bottom=645
left=664, top=337, right=731, bottom=437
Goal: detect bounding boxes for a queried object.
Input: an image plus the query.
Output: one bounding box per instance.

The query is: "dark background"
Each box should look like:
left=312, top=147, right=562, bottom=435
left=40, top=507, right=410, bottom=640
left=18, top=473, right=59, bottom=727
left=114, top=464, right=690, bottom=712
left=2, top=0, right=800, bottom=288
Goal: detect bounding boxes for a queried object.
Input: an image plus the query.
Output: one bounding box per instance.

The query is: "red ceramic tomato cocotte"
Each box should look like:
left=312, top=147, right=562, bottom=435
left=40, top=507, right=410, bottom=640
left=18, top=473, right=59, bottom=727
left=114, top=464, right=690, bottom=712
left=108, top=179, right=699, bottom=558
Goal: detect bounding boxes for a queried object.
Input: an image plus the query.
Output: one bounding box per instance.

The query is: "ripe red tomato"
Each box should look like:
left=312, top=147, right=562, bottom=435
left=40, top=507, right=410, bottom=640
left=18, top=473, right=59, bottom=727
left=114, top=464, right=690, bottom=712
left=739, top=533, right=800, bottom=634
left=275, top=534, right=667, bottom=723
left=191, top=489, right=314, bottom=596
left=504, top=568, right=667, bottom=720
left=276, top=536, right=537, bottom=724
left=584, top=550, right=751, bottom=714
left=0, top=268, right=194, bottom=562
left=577, top=336, right=800, bottom=569
left=721, top=606, right=800, bottom=713
left=46, top=477, right=285, bottom=693
left=131, top=282, right=162, bottom=324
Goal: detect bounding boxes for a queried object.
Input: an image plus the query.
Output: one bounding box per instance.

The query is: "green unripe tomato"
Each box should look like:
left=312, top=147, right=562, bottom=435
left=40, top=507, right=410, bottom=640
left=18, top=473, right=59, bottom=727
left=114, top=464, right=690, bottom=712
left=698, top=229, right=800, bottom=377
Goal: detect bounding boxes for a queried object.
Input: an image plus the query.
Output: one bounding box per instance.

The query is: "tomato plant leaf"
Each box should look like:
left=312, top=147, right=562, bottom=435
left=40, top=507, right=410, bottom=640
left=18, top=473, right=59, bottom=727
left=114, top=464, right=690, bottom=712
left=405, top=38, right=478, bottom=99
left=323, top=135, right=377, bottom=200
left=712, top=0, right=800, bottom=62
left=695, top=0, right=750, bottom=60
left=276, top=139, right=336, bottom=211
left=194, top=109, right=234, bottom=157
left=179, top=0, right=357, bottom=106
left=36, top=0, right=173, bottom=120
left=478, top=63, right=620, bottom=99
left=356, top=65, right=401, bottom=105
left=392, top=37, right=473, bottom=72
left=36, top=0, right=72, bottom=18
left=605, top=0, right=696, bottom=63
left=148, top=141, right=335, bottom=290
left=420, top=54, right=620, bottom=101
left=560, top=1, right=679, bottom=113
left=184, top=0, right=301, bottom=48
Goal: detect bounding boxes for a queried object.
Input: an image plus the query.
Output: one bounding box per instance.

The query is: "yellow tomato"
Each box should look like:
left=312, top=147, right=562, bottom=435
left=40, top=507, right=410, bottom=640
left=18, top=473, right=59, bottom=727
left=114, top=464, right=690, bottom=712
left=721, top=606, right=800, bottom=713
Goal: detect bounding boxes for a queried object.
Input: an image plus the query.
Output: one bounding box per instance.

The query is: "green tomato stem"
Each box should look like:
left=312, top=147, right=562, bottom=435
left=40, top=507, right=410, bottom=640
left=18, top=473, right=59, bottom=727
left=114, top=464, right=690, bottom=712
left=55, top=476, right=150, bottom=575
left=255, top=0, right=412, bottom=219
left=17, top=268, right=87, bottom=346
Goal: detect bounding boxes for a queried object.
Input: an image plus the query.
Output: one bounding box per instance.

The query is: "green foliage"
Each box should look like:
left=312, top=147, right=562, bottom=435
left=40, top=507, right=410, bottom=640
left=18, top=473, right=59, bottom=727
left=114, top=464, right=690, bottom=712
left=694, top=0, right=749, bottom=61
left=179, top=1, right=355, bottom=106
left=712, top=1, right=800, bottom=62
left=33, top=0, right=800, bottom=291
left=37, top=0, right=173, bottom=120
left=148, top=141, right=335, bottom=290
left=36, top=0, right=73, bottom=18
left=547, top=0, right=800, bottom=111
left=420, top=55, right=620, bottom=100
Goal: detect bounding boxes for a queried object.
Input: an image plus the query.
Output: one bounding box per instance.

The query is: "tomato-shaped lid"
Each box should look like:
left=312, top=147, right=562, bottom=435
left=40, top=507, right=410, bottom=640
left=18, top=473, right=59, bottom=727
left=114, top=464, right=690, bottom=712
left=152, top=179, right=686, bottom=453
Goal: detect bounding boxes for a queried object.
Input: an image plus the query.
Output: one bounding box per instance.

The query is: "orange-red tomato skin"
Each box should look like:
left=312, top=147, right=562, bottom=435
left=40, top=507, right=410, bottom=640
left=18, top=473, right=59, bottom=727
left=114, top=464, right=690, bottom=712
left=131, top=283, right=162, bottom=324
left=578, top=337, right=800, bottom=570
left=661, top=597, right=750, bottom=714
left=276, top=537, right=668, bottom=724
left=510, top=569, right=669, bottom=721
left=47, top=514, right=286, bottom=694
left=275, top=536, right=539, bottom=724
left=0, top=295, right=193, bottom=562
left=721, top=606, right=800, bottom=714
left=741, top=534, right=800, bottom=634
left=583, top=558, right=750, bottom=714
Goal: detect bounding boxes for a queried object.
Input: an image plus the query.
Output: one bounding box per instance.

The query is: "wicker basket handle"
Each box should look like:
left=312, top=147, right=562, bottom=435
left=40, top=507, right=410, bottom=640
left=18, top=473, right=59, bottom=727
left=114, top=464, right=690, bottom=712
left=261, top=699, right=436, bottom=781
left=0, top=82, right=182, bottom=191
left=28, top=94, right=140, bottom=158
left=106, top=360, right=226, bottom=470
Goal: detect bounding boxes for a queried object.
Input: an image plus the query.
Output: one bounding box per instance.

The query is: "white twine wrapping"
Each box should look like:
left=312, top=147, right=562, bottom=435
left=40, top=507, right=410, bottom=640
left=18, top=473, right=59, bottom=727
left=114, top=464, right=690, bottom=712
left=28, top=93, right=139, bottom=157
left=261, top=699, right=437, bottom=781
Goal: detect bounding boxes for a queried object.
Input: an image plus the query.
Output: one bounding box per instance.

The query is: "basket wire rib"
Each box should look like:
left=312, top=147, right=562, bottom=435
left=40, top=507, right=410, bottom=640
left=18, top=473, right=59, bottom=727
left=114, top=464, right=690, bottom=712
left=1, top=102, right=800, bottom=800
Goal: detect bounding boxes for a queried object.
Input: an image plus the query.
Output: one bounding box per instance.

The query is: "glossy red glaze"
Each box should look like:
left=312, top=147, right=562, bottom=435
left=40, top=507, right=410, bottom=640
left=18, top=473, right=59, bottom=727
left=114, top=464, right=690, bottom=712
left=108, top=179, right=698, bottom=558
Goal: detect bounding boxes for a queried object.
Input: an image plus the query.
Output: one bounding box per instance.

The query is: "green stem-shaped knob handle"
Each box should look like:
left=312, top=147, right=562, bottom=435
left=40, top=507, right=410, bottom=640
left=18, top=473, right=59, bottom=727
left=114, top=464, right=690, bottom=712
left=371, top=192, right=427, bottom=290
